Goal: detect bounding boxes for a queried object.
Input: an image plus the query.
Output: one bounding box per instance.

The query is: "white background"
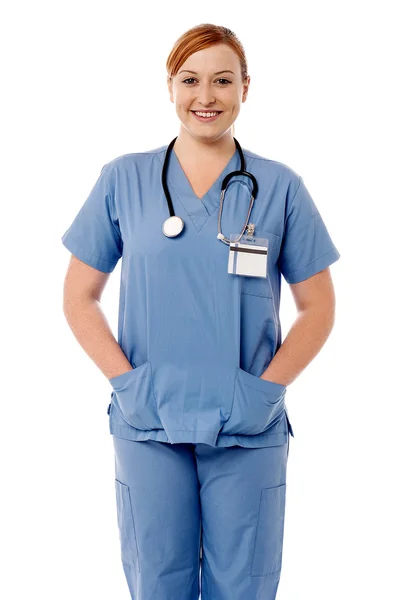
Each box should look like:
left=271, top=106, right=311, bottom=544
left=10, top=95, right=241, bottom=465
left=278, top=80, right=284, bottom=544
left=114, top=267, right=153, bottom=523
left=1, top=1, right=398, bottom=598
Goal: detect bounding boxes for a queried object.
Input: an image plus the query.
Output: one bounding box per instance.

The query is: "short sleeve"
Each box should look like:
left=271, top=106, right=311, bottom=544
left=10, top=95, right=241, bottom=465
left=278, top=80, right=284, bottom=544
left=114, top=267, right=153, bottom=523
left=61, top=163, right=123, bottom=273
left=278, top=176, right=340, bottom=283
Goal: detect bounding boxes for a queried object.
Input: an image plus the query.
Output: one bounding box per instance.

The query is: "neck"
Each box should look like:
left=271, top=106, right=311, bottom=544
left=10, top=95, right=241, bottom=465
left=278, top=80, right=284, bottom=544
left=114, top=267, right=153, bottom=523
left=173, top=128, right=236, bottom=162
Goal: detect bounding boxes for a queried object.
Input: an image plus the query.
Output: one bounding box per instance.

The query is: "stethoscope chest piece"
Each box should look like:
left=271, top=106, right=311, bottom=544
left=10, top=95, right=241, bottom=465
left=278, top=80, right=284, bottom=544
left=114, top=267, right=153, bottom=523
left=162, top=215, right=185, bottom=238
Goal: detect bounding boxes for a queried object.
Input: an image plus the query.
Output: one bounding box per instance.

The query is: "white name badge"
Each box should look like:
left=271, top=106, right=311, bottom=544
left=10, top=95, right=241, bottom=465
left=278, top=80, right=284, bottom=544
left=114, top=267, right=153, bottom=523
left=228, top=233, right=268, bottom=278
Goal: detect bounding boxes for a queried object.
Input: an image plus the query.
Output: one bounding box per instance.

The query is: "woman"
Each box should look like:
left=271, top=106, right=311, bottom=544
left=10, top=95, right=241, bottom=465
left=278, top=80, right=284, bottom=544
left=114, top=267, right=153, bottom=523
left=61, top=23, right=340, bottom=600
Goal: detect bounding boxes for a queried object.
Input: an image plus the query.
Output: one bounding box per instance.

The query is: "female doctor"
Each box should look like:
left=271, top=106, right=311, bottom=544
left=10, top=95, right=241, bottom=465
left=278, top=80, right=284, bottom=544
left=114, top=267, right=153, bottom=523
left=61, top=23, right=340, bottom=600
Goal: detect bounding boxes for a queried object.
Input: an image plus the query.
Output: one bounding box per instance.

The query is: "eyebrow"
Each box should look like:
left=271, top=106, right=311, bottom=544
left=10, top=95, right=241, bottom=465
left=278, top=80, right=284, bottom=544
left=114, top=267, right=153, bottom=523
left=178, top=70, right=235, bottom=75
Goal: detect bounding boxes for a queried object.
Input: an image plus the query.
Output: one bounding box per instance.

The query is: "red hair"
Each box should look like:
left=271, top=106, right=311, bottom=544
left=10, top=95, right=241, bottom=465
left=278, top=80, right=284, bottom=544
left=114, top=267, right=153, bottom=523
left=166, top=24, right=248, bottom=82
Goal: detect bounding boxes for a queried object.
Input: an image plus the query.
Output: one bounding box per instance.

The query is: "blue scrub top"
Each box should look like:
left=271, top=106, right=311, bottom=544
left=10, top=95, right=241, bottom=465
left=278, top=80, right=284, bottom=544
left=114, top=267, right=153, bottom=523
left=61, top=143, right=340, bottom=448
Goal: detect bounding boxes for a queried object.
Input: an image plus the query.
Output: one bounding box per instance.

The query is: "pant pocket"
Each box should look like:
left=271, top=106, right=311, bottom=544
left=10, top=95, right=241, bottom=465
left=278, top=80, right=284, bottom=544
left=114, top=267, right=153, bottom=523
left=250, top=483, right=287, bottom=577
left=115, top=479, right=140, bottom=572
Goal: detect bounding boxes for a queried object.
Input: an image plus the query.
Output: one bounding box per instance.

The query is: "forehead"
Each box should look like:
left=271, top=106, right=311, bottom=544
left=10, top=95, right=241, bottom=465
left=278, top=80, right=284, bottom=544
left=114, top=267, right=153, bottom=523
left=179, top=44, right=240, bottom=73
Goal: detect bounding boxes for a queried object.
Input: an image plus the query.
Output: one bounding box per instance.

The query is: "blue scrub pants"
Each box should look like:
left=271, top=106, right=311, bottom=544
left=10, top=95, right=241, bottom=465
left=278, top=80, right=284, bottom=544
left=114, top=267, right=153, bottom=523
left=113, top=436, right=290, bottom=600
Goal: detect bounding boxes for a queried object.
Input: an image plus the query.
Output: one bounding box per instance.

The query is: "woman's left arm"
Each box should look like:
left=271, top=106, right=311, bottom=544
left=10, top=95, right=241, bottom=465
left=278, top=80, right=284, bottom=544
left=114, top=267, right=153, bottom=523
left=260, top=267, right=336, bottom=387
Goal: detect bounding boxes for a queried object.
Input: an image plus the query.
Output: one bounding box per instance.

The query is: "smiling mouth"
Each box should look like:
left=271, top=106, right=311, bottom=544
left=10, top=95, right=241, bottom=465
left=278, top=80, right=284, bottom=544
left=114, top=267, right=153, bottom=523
left=190, top=110, right=223, bottom=121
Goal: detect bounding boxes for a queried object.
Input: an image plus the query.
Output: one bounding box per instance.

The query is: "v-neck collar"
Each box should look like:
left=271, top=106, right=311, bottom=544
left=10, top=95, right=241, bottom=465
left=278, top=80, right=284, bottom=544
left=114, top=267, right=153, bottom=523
left=164, top=145, right=241, bottom=232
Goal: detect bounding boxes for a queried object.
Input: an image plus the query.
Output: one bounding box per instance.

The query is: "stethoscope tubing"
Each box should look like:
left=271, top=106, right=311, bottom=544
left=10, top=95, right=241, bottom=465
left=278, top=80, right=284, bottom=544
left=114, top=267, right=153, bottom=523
left=161, top=136, right=258, bottom=244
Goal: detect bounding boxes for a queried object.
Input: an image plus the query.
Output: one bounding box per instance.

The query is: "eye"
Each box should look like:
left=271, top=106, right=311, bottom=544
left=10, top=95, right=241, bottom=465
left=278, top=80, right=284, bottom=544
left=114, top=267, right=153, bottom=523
left=182, top=78, right=232, bottom=85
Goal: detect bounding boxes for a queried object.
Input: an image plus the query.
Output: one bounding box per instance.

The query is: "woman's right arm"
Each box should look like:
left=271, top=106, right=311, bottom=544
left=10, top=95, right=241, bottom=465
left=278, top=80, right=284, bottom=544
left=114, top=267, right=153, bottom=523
left=62, top=255, right=133, bottom=381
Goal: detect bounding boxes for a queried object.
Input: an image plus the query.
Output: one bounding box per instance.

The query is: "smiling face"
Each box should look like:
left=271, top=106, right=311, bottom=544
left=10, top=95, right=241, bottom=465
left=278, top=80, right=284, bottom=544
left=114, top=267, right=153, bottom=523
left=167, top=43, right=250, bottom=144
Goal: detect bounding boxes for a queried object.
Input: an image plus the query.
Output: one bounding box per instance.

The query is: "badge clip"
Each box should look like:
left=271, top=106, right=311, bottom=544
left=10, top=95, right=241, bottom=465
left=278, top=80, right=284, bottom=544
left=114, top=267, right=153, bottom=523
left=245, top=223, right=255, bottom=236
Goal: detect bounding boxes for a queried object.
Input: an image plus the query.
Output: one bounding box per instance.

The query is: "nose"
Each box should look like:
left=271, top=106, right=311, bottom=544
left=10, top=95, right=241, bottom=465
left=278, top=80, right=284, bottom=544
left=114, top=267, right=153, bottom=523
left=197, top=83, right=216, bottom=107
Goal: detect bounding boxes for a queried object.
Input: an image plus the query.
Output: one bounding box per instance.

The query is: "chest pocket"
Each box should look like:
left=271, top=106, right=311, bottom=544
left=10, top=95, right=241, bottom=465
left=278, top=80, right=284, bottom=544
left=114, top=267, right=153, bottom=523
left=240, top=230, right=282, bottom=298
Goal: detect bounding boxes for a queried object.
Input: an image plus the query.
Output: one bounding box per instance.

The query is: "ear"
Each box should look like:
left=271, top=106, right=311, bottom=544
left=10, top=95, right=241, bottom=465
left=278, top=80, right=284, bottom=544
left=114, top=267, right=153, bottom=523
left=167, top=76, right=174, bottom=103
left=242, top=76, right=250, bottom=103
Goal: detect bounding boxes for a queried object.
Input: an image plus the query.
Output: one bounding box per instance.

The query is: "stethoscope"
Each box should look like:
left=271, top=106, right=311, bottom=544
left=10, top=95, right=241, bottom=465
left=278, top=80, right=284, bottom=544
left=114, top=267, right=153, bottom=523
left=161, top=136, right=259, bottom=245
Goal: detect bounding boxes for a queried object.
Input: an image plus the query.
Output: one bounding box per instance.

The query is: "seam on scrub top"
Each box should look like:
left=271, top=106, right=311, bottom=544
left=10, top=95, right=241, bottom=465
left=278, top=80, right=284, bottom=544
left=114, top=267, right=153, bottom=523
left=111, top=399, right=139, bottom=429
left=240, top=290, right=273, bottom=299
left=283, top=247, right=337, bottom=276
left=64, top=233, right=116, bottom=267
left=241, top=151, right=297, bottom=173
left=239, top=378, right=284, bottom=397
left=156, top=147, right=290, bottom=171
left=166, top=429, right=284, bottom=434
left=112, top=371, right=149, bottom=390
left=102, top=163, right=123, bottom=243
left=148, top=361, right=158, bottom=413
left=290, top=176, right=303, bottom=205
left=166, top=177, right=212, bottom=234
left=266, top=276, right=279, bottom=352
left=111, top=422, right=286, bottom=436
left=166, top=177, right=196, bottom=218
left=228, top=367, right=239, bottom=421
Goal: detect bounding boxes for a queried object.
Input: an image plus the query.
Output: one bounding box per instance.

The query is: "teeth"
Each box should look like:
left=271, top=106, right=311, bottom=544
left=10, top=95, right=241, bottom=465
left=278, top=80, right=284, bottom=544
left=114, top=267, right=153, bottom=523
left=194, top=111, right=220, bottom=117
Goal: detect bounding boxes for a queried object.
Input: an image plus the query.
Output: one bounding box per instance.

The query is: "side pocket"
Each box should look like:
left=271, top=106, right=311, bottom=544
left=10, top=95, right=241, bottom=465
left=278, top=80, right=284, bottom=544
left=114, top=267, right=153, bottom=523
left=221, top=367, right=286, bottom=436
left=110, top=361, right=162, bottom=430
left=115, top=479, right=140, bottom=572
left=250, top=483, right=287, bottom=577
